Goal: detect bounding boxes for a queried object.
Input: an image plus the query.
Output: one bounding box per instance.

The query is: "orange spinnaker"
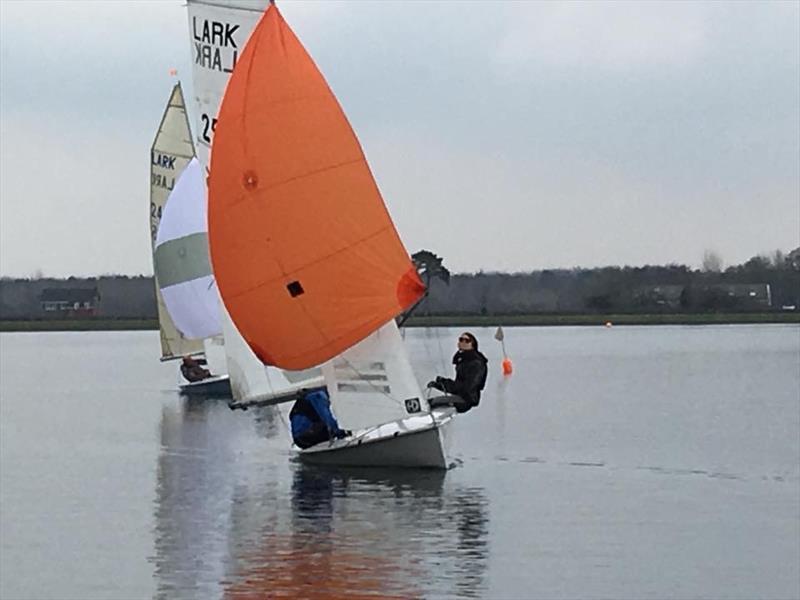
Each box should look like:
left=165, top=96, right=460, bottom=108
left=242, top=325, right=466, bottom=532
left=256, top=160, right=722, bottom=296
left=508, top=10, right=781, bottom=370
left=208, top=5, right=424, bottom=370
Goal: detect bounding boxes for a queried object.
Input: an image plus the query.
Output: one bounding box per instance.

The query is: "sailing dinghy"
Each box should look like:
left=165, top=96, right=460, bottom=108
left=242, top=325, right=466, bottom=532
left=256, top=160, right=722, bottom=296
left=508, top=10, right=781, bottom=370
left=206, top=4, right=456, bottom=468
left=154, top=156, right=232, bottom=396
left=150, top=83, right=231, bottom=397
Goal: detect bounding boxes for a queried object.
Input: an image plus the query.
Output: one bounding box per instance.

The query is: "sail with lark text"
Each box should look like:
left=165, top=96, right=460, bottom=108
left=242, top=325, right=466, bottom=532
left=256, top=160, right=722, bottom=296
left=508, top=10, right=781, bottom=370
left=150, top=83, right=205, bottom=360
left=187, top=0, right=324, bottom=402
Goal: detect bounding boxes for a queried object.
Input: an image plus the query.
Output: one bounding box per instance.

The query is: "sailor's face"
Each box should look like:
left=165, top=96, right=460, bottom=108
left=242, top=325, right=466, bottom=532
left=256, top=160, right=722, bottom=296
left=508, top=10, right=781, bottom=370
left=457, top=335, right=473, bottom=350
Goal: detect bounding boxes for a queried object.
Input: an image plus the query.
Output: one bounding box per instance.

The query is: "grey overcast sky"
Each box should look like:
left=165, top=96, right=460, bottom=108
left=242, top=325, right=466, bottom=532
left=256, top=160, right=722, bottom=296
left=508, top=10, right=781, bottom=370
left=1, top=0, right=798, bottom=277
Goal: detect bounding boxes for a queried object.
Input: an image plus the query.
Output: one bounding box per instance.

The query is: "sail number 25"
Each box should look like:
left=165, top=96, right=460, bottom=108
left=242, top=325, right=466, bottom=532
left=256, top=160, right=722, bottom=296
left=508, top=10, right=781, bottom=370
left=201, top=113, right=218, bottom=144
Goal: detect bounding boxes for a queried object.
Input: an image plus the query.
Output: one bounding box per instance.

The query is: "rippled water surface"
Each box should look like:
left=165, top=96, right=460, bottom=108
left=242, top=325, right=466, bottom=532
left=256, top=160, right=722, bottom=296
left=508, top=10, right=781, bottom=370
left=1, top=325, right=798, bottom=599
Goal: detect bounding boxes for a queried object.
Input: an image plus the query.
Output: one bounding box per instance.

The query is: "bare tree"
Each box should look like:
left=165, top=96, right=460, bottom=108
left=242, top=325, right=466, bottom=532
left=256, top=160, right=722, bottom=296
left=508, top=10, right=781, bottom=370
left=702, top=249, right=723, bottom=273
left=771, top=249, right=786, bottom=268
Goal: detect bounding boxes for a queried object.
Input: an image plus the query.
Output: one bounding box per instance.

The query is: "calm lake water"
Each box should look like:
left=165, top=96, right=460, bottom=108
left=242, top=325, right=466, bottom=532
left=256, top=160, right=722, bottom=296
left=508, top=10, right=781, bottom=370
left=1, top=325, right=798, bottom=600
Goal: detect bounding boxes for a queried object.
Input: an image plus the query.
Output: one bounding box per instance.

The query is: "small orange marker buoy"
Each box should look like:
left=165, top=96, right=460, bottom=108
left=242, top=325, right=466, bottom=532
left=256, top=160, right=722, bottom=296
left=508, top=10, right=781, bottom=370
left=495, top=326, right=513, bottom=375
left=502, top=357, right=513, bottom=375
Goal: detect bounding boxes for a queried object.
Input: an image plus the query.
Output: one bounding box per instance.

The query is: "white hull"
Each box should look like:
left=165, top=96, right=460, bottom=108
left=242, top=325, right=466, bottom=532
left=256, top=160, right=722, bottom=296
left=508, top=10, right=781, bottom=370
left=178, top=374, right=232, bottom=398
left=296, top=408, right=455, bottom=470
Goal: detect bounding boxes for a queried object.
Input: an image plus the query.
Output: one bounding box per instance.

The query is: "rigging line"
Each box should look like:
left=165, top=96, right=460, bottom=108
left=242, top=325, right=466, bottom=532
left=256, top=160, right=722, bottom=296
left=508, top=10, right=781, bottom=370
left=435, top=323, right=449, bottom=375
left=420, top=325, right=437, bottom=376
left=418, top=275, right=448, bottom=374
left=420, top=293, right=449, bottom=377
left=336, top=354, right=407, bottom=409
left=337, top=422, right=385, bottom=445
left=424, top=386, right=438, bottom=428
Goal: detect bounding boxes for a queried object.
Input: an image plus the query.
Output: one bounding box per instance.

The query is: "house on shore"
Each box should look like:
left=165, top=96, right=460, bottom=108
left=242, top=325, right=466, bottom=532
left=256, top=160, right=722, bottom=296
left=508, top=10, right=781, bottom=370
left=39, top=288, right=101, bottom=317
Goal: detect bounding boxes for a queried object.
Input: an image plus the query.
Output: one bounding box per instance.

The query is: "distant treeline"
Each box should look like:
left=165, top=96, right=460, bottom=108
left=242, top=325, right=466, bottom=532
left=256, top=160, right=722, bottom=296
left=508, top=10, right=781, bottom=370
left=1, top=249, right=798, bottom=321
left=416, top=251, right=800, bottom=316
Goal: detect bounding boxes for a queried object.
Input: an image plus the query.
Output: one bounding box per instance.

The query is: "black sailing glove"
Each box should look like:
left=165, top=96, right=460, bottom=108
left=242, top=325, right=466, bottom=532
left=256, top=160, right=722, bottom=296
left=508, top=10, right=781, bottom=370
left=426, top=380, right=441, bottom=391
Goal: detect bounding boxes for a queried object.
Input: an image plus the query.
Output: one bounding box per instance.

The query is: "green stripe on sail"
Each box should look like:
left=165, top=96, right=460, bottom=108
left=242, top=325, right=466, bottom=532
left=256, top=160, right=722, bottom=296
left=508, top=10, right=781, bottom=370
left=154, top=232, right=213, bottom=288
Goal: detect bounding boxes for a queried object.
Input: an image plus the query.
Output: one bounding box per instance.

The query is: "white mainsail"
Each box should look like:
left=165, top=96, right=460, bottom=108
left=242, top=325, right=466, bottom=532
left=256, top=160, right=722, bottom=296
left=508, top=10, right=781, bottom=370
left=321, top=321, right=428, bottom=433
left=150, top=83, right=203, bottom=360
left=187, top=0, right=268, bottom=177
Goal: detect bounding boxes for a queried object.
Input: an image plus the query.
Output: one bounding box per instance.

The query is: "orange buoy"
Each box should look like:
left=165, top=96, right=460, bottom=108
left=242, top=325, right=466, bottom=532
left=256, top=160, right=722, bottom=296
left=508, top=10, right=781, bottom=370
left=502, top=357, right=513, bottom=375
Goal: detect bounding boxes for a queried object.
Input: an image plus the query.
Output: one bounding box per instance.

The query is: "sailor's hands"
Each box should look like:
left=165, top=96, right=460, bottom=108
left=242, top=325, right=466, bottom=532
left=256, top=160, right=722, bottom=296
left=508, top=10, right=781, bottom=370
left=427, top=378, right=444, bottom=391
left=334, top=429, right=352, bottom=439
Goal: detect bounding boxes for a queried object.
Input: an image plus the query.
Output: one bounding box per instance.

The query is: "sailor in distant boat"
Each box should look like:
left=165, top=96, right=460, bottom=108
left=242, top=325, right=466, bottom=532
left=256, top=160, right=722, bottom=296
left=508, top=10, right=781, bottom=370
left=180, top=355, right=211, bottom=382
left=427, top=332, right=488, bottom=413
left=290, top=390, right=352, bottom=449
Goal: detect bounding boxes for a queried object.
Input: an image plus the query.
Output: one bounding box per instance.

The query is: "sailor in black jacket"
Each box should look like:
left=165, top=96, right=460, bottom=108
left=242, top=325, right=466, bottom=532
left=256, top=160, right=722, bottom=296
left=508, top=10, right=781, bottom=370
left=427, top=332, right=488, bottom=413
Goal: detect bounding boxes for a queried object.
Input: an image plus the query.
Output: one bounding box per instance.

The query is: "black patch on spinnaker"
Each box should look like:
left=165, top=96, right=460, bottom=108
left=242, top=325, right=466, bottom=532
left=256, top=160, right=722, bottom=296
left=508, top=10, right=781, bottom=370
left=287, top=281, right=304, bottom=297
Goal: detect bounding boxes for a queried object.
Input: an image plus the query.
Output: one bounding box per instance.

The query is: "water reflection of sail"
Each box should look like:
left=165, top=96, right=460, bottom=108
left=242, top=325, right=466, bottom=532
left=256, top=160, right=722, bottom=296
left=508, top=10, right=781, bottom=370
left=151, top=400, right=285, bottom=600
left=223, top=468, right=490, bottom=599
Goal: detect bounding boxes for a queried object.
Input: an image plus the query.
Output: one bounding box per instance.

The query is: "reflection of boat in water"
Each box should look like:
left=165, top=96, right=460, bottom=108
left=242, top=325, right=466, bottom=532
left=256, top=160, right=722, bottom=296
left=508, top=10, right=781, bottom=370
left=151, top=404, right=489, bottom=598
left=150, top=398, right=285, bottom=599
left=222, top=466, right=489, bottom=598
left=151, top=401, right=235, bottom=599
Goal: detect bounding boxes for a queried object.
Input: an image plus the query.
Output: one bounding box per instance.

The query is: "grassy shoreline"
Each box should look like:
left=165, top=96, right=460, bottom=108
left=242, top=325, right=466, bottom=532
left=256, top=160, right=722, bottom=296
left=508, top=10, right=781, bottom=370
left=404, top=313, right=800, bottom=327
left=1, top=313, right=798, bottom=332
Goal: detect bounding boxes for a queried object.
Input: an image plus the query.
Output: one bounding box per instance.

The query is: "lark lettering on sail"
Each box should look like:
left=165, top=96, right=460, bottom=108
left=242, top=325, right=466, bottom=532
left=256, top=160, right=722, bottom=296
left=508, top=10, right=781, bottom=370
left=192, top=16, right=240, bottom=73
left=186, top=0, right=267, bottom=168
